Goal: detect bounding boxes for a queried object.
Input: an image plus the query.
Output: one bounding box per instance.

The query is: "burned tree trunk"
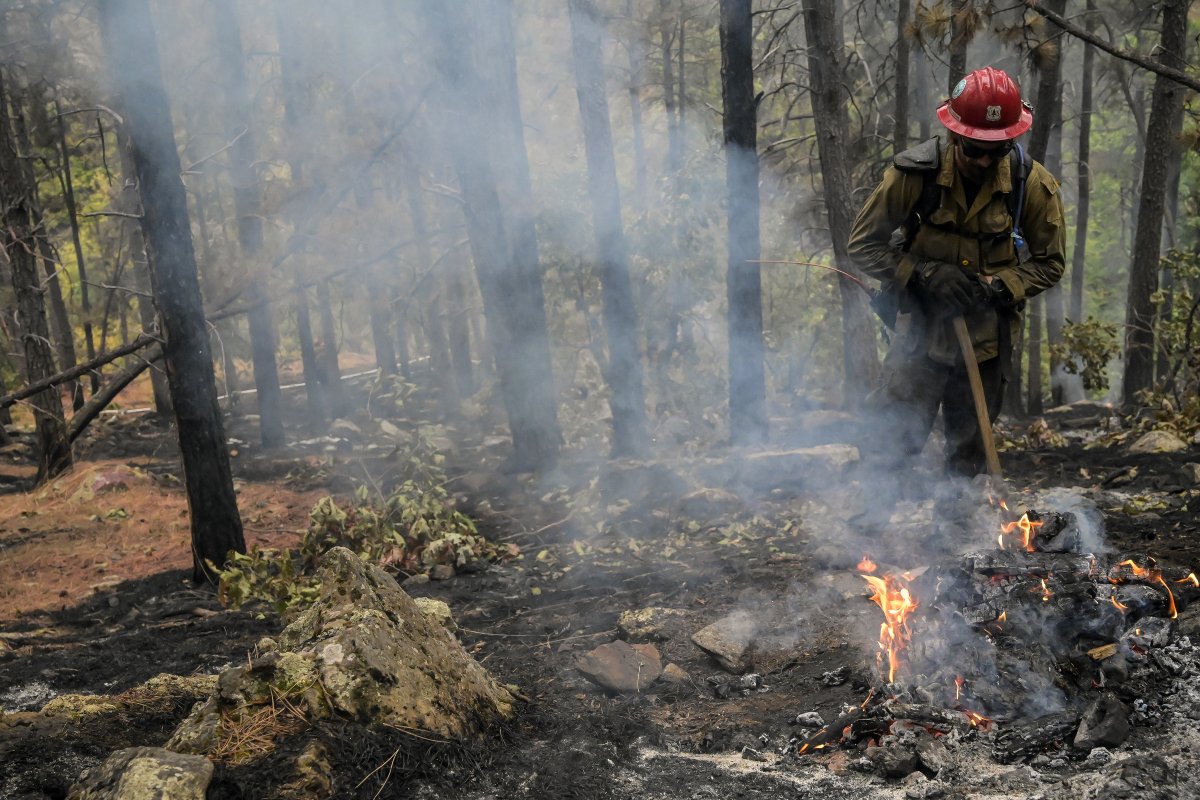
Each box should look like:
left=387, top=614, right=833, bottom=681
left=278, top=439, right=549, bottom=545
left=98, top=0, right=245, bottom=582
left=213, top=0, right=285, bottom=448
left=623, top=0, right=649, bottom=214
left=568, top=0, right=650, bottom=456
left=316, top=280, right=348, bottom=418
left=1028, top=298, right=1044, bottom=416
left=719, top=0, right=767, bottom=445
left=1123, top=0, right=1190, bottom=404
left=423, top=0, right=562, bottom=471
left=0, top=69, right=72, bottom=483
left=658, top=0, right=681, bottom=177
left=1070, top=0, right=1096, bottom=325
left=893, top=0, right=911, bottom=154
left=801, top=0, right=879, bottom=408
left=274, top=0, right=328, bottom=425
left=947, top=0, right=971, bottom=91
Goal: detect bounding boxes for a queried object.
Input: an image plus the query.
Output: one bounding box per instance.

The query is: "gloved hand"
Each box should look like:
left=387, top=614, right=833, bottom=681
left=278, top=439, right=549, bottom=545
left=912, top=260, right=979, bottom=314
left=983, top=278, right=1016, bottom=308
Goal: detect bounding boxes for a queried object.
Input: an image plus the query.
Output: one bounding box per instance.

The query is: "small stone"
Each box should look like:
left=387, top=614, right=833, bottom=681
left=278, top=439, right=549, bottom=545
left=741, top=746, right=768, bottom=762
left=576, top=641, right=662, bottom=694
left=795, top=711, right=825, bottom=728
left=429, top=565, right=456, bottom=581
left=691, top=611, right=756, bottom=673
left=1180, top=463, right=1200, bottom=484
left=1129, top=430, right=1188, bottom=454
left=1074, top=693, right=1130, bottom=751
left=1085, top=747, right=1112, bottom=767
left=617, top=607, right=687, bottom=642
left=658, top=663, right=691, bottom=687
left=739, top=673, right=763, bottom=690
left=864, top=746, right=919, bottom=778
left=402, top=573, right=430, bottom=587
left=821, top=666, right=851, bottom=686
left=1047, top=759, right=1066, bottom=769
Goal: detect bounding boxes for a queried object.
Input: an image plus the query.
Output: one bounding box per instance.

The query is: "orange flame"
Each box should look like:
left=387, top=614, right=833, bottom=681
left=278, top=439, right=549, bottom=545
left=963, top=710, right=992, bottom=730
left=1114, top=559, right=1178, bottom=619
left=1110, top=596, right=1128, bottom=613
left=998, top=611, right=1007, bottom=624
left=1176, top=572, right=1199, bottom=587
left=857, top=555, right=878, bottom=574
left=1037, top=578, right=1053, bottom=602
left=954, top=675, right=964, bottom=701
left=1000, top=513, right=1043, bottom=552
left=1154, top=575, right=1179, bottom=619
left=862, top=572, right=919, bottom=684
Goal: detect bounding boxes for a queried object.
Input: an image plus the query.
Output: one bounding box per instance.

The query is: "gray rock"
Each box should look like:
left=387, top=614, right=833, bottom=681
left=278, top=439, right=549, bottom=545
left=795, top=711, right=825, bottom=728
left=576, top=641, right=662, bottom=694
left=1085, top=747, right=1113, bottom=767
left=1129, top=430, right=1188, bottom=454
left=1074, top=693, right=1130, bottom=751
left=1182, top=463, right=1200, bottom=485
left=68, top=747, right=212, bottom=800
left=691, top=611, right=757, bottom=673
left=740, top=746, right=768, bottom=762
left=167, top=548, right=513, bottom=756
left=658, top=663, right=692, bottom=687
left=864, top=745, right=920, bottom=778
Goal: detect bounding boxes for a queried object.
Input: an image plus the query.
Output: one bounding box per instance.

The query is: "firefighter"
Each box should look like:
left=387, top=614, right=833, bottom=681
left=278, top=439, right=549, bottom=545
left=848, top=66, right=1065, bottom=487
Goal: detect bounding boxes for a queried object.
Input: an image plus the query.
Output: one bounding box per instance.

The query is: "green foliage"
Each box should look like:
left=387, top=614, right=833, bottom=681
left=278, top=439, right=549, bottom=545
left=1049, top=317, right=1119, bottom=393
left=214, top=485, right=503, bottom=614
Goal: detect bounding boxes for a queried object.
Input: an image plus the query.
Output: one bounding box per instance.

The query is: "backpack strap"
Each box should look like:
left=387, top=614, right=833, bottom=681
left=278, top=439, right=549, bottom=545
left=893, top=137, right=942, bottom=253
left=1008, top=143, right=1032, bottom=262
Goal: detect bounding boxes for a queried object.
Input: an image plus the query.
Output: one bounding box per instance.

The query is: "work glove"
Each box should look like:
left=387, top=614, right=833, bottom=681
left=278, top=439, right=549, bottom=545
left=912, top=260, right=978, bottom=314
left=983, top=278, right=1016, bottom=309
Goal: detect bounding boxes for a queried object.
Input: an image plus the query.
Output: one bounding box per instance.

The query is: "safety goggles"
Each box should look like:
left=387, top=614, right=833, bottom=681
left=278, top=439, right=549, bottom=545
left=958, top=137, right=1014, bottom=160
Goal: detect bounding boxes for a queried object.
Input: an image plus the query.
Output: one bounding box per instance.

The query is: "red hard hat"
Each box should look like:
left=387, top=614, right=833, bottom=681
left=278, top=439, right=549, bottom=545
left=936, top=67, right=1033, bottom=141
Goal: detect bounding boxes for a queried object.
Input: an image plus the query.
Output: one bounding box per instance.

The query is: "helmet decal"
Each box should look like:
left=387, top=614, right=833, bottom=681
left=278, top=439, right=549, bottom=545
left=951, top=78, right=967, bottom=99
left=986, top=105, right=1002, bottom=121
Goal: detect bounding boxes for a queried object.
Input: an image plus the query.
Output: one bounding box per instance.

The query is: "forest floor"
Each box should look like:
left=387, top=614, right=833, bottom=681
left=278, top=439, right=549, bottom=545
left=1, top=380, right=1199, bottom=799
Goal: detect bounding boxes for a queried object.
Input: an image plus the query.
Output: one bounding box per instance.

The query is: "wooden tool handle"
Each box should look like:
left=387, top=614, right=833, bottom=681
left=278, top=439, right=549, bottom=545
left=952, top=316, right=1003, bottom=480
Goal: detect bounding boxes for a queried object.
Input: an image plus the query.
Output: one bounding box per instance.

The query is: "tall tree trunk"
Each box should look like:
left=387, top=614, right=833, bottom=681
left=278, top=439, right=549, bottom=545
left=424, top=0, right=562, bottom=471
left=719, top=0, right=767, bottom=444
left=1027, top=297, right=1044, bottom=415
left=400, top=164, right=455, bottom=407
left=893, top=0, right=911, bottom=154
left=658, top=0, right=681, bottom=176
left=947, top=0, right=971, bottom=91
left=274, top=0, right=327, bottom=424
left=52, top=100, right=99, bottom=395
left=1070, top=0, right=1096, bottom=324
left=802, top=0, right=879, bottom=408
left=316, top=279, right=347, bottom=417
left=9, top=85, right=84, bottom=411
left=0, top=69, right=72, bottom=482
left=213, top=0, right=285, bottom=448
left=676, top=9, right=686, bottom=161
left=115, top=126, right=172, bottom=416
left=1123, top=0, right=1190, bottom=405
left=624, top=0, right=649, bottom=214
left=1026, top=0, right=1068, bottom=406
left=98, top=0, right=245, bottom=582
left=437, top=197, right=475, bottom=397
left=568, top=0, right=650, bottom=456
left=1006, top=314, right=1025, bottom=416
left=914, top=45, right=931, bottom=140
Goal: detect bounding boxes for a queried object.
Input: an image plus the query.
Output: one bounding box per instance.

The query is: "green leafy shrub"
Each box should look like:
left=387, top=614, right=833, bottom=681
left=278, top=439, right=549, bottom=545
left=215, top=485, right=504, bottom=614
left=1049, top=317, right=1119, bottom=393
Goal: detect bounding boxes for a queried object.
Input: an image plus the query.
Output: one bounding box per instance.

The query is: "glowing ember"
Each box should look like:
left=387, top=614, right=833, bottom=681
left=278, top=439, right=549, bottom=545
left=862, top=572, right=918, bottom=684
left=963, top=710, right=992, bottom=730
left=998, top=611, right=1007, bottom=624
left=954, top=675, right=964, bottom=701
left=857, top=555, right=878, bottom=574
left=1155, top=575, right=1178, bottom=619
left=999, top=512, right=1043, bottom=552
left=1176, top=572, right=1199, bottom=587
left=1037, top=578, right=1053, bottom=603
left=1110, top=596, right=1128, bottom=613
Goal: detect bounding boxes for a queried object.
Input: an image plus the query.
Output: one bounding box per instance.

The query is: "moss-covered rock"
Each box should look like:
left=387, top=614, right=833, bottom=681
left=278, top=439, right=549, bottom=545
left=168, top=547, right=513, bottom=760
left=67, top=747, right=212, bottom=799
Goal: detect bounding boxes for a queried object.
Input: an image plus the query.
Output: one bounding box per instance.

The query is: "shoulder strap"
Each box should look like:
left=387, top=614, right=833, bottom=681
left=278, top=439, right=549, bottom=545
left=895, top=137, right=943, bottom=252
left=1007, top=143, right=1030, bottom=234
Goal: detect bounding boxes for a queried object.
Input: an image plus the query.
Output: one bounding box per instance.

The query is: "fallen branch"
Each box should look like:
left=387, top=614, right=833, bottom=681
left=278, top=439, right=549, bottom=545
left=1023, top=1, right=1200, bottom=94
left=0, top=333, right=158, bottom=410
left=68, top=344, right=163, bottom=443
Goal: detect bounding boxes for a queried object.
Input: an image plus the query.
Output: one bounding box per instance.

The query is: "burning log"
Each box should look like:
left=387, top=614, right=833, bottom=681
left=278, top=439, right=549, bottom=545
left=991, top=710, right=1082, bottom=763
left=796, top=709, right=864, bottom=755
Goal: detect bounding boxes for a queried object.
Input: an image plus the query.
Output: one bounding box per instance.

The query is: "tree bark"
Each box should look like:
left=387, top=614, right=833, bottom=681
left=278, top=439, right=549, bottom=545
left=0, top=69, right=72, bottom=483
left=1069, top=0, right=1096, bottom=324
left=115, top=125, right=173, bottom=417
left=1026, top=0, right=1068, bottom=406
left=423, top=0, right=562, bottom=471
left=801, top=0, right=879, bottom=408
left=719, top=0, right=767, bottom=444
left=213, top=0, right=285, bottom=448
left=568, top=0, right=650, bottom=456
left=624, top=0, right=649, bottom=214
left=401, top=164, right=455, bottom=406
left=0, top=333, right=155, bottom=410
left=315, top=279, right=348, bottom=418
left=68, top=345, right=162, bottom=443
left=893, top=0, right=911, bottom=154
left=658, top=0, right=681, bottom=176
left=52, top=100, right=99, bottom=395
left=914, top=45, right=931, bottom=141
left=1027, top=297, right=1044, bottom=415
left=274, top=0, right=327, bottom=425
left=98, top=0, right=245, bottom=582
left=947, top=0, right=971, bottom=92
left=1123, top=0, right=1190, bottom=404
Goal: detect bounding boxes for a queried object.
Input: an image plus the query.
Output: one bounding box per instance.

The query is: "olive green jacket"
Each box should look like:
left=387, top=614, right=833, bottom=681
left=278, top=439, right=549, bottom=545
left=847, top=138, right=1066, bottom=364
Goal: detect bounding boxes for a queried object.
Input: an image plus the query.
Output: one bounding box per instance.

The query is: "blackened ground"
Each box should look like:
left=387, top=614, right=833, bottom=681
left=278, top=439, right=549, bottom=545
left=1, top=407, right=1198, bottom=798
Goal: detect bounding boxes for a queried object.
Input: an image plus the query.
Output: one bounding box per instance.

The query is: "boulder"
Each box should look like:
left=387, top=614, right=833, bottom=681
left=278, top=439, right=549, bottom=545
left=167, top=548, right=513, bottom=755
left=1129, top=430, right=1188, bottom=454
left=691, top=610, right=757, bottom=673
left=68, top=747, right=212, bottom=800
left=1074, top=693, right=1130, bottom=751
left=576, top=641, right=662, bottom=693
